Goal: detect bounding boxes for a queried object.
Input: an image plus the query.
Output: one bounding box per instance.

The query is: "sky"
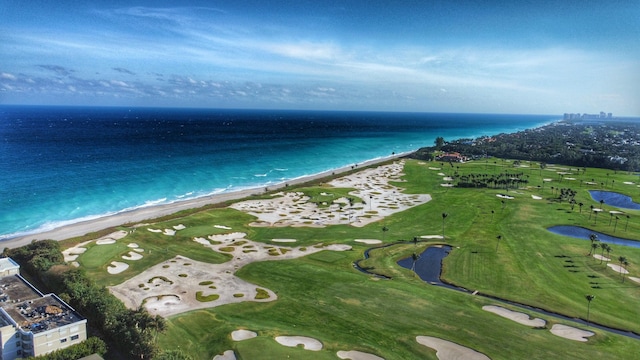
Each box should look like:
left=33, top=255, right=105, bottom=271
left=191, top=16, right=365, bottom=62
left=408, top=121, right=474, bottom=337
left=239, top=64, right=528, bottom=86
left=1, top=0, right=639, bottom=115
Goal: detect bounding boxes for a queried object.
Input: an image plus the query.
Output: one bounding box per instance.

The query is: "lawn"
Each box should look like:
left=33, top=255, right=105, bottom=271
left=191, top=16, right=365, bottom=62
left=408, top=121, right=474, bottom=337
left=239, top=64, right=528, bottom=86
left=70, top=157, right=640, bottom=359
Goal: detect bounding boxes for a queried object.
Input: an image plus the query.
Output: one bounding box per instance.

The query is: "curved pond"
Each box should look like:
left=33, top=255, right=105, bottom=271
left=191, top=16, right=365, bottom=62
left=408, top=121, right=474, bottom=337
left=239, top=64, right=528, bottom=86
left=548, top=225, right=640, bottom=248
left=589, top=190, right=640, bottom=210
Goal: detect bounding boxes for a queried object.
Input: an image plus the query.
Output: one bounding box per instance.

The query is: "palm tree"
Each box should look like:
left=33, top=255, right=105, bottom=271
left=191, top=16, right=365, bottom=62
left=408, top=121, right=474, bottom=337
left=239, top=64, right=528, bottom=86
left=589, top=205, right=594, bottom=220
left=599, top=243, right=608, bottom=263
left=617, top=256, right=628, bottom=280
left=590, top=243, right=599, bottom=257
left=578, top=202, right=584, bottom=213
left=613, top=216, right=619, bottom=232
left=605, top=244, right=613, bottom=262
left=625, top=215, right=630, bottom=231
left=382, top=226, right=389, bottom=242
left=622, top=260, right=629, bottom=283
left=496, top=235, right=502, bottom=252
left=413, top=236, right=419, bottom=250
left=411, top=252, right=419, bottom=271
left=441, top=213, right=448, bottom=239
left=588, top=233, right=598, bottom=255
left=585, top=294, right=595, bottom=326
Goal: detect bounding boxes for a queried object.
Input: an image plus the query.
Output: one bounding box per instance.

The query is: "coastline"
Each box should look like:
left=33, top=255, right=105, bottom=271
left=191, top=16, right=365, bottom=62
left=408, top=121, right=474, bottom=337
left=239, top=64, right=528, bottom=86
left=2, top=151, right=413, bottom=249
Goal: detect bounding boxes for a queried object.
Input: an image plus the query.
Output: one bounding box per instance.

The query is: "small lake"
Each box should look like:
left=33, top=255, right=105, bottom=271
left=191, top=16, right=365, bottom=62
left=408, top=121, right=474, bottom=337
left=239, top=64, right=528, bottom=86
left=397, top=245, right=452, bottom=283
left=548, top=225, right=640, bottom=248
left=588, top=190, right=640, bottom=210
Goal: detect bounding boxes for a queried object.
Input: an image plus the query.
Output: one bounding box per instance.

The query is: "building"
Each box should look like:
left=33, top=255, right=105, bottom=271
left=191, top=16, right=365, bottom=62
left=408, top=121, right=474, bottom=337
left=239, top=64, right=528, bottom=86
left=0, top=258, right=87, bottom=359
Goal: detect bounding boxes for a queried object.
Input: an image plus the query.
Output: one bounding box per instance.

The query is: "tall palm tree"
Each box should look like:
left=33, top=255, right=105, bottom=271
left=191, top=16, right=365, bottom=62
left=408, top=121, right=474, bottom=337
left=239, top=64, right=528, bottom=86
left=605, top=244, right=613, bottom=262
left=441, top=213, right=448, bottom=239
left=585, top=294, right=595, bottom=326
left=625, top=215, right=630, bottom=231
left=382, top=226, right=389, bottom=242
left=599, top=243, right=608, bottom=264
left=617, top=256, right=628, bottom=280
left=613, top=216, right=620, bottom=232
left=411, top=252, right=419, bottom=272
left=622, top=260, right=629, bottom=283
left=590, top=243, right=599, bottom=257
left=588, top=233, right=598, bottom=255
left=496, top=235, right=502, bottom=252
left=578, top=202, right=584, bottom=213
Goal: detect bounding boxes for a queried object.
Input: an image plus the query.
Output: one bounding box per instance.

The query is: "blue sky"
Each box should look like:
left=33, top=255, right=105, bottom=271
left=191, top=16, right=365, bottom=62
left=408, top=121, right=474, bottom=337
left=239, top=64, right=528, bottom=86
left=1, top=1, right=639, bottom=115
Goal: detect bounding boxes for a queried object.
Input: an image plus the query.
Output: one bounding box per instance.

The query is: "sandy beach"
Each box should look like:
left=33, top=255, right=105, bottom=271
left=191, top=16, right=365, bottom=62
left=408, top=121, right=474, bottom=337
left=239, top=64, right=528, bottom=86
left=3, top=152, right=412, bottom=250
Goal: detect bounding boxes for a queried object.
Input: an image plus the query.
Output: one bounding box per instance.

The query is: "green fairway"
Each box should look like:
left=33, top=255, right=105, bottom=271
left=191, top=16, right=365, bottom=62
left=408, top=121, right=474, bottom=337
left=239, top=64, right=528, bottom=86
left=70, top=158, right=640, bottom=359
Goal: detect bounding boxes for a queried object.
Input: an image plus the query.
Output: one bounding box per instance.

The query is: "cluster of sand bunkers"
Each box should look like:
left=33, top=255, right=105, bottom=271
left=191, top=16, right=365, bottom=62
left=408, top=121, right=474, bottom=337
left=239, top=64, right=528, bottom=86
left=63, top=160, right=621, bottom=359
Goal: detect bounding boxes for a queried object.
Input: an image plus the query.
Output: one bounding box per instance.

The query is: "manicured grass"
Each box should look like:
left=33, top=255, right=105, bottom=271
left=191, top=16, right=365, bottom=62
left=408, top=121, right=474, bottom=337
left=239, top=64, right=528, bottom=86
left=70, top=158, right=640, bottom=359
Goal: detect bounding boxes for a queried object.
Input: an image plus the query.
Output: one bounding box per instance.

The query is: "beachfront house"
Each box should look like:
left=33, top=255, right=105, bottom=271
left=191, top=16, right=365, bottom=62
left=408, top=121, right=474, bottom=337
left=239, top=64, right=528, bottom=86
left=0, top=258, right=87, bottom=359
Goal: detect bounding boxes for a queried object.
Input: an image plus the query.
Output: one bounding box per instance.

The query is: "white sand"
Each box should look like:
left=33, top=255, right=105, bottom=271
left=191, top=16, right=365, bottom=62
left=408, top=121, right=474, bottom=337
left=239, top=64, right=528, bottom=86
left=550, top=324, right=594, bottom=342
left=110, top=239, right=351, bottom=317
left=593, top=254, right=610, bottom=262
left=147, top=228, right=162, bottom=233
left=420, top=235, right=444, bottom=239
left=416, top=336, right=490, bottom=360
left=275, top=336, right=323, bottom=351
left=429, top=167, right=441, bottom=170
left=272, top=239, right=297, bottom=243
left=440, top=183, right=454, bottom=187
left=629, top=277, right=640, bottom=284
left=531, top=195, right=542, bottom=200
left=212, top=350, right=236, bottom=360
left=609, top=210, right=624, bottom=214
left=128, top=243, right=139, bottom=248
left=543, top=178, right=553, bottom=182
left=354, top=239, right=382, bottom=244
left=122, top=251, right=143, bottom=261
left=96, top=239, right=116, bottom=245
left=231, top=329, right=257, bottom=341
left=624, top=181, right=634, bottom=185
left=496, top=194, right=514, bottom=199
left=337, top=350, right=385, bottom=360
left=442, top=177, right=453, bottom=181
left=173, top=224, right=186, bottom=230
left=607, top=263, right=629, bottom=274
left=482, top=305, right=546, bottom=327
left=107, top=261, right=129, bottom=274
left=214, top=225, right=232, bottom=230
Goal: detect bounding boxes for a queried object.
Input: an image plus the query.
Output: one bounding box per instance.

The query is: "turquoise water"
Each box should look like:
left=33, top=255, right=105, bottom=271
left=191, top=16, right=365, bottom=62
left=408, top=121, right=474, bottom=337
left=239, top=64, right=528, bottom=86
left=0, top=106, right=558, bottom=240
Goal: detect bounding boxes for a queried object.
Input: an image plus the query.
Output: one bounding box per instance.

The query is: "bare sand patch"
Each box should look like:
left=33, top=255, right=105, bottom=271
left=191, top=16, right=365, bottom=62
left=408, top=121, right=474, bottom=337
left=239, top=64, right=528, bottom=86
left=420, top=235, right=443, bottom=239
left=416, top=336, right=490, bottom=360
left=275, top=336, right=322, bottom=351
left=128, top=243, right=139, bottom=248
left=272, top=239, right=297, bottom=243
left=593, top=254, right=610, bottom=262
left=96, top=239, right=116, bottom=245
left=531, top=195, right=542, bottom=200
left=337, top=350, right=384, bottom=360
left=231, top=329, right=257, bottom=341
left=215, top=225, right=232, bottom=230
left=354, top=239, right=382, bottom=245
left=231, top=161, right=431, bottom=229
left=122, top=251, right=143, bottom=261
left=173, top=224, right=186, bottom=230
left=482, top=305, right=546, bottom=327
left=550, top=324, right=594, bottom=342
left=212, top=350, right=236, bottom=360
left=107, top=261, right=129, bottom=274
left=629, top=277, right=640, bottom=284
left=607, top=263, right=629, bottom=274
left=110, top=238, right=351, bottom=317
left=429, top=167, right=441, bottom=170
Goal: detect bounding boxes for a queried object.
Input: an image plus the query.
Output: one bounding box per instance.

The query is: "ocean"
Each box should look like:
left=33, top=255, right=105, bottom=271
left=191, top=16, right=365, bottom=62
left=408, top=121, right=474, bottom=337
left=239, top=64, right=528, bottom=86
left=0, top=106, right=558, bottom=240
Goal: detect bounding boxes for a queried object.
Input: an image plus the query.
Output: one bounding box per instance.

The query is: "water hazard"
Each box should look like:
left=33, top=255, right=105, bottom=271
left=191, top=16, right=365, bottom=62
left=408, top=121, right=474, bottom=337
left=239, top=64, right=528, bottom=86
left=589, top=190, right=640, bottom=210
left=548, top=225, right=640, bottom=248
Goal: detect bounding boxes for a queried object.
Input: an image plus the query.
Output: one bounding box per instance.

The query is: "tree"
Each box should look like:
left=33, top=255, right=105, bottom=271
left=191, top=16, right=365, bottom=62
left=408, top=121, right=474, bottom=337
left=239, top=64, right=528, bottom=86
left=496, top=235, right=502, bottom=252
left=605, top=244, right=613, bottom=262
left=613, top=216, right=620, bottom=232
left=435, top=136, right=445, bottom=150
left=617, top=256, right=628, bottom=281
left=588, top=233, right=598, bottom=255
left=625, top=215, right=630, bottom=231
left=441, top=213, right=448, bottom=239
left=382, top=226, right=389, bottom=242
left=585, top=294, right=595, bottom=326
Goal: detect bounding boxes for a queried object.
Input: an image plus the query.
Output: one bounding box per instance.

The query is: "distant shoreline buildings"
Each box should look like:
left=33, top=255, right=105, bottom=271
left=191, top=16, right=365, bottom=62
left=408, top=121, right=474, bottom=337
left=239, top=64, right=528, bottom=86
left=564, top=111, right=613, bottom=120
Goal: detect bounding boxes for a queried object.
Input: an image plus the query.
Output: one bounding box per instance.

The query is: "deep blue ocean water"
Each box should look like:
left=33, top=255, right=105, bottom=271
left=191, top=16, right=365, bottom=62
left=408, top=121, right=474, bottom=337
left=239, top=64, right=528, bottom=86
left=0, top=106, right=558, bottom=240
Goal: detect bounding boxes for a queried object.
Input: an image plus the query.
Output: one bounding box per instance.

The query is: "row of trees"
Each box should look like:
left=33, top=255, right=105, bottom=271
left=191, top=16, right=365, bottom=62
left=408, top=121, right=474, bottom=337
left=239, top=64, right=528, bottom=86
left=4, top=240, right=166, bottom=359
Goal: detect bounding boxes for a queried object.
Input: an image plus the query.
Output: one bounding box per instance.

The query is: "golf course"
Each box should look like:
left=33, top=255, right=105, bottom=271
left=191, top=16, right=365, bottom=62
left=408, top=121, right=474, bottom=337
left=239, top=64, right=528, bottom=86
left=65, top=157, right=640, bottom=359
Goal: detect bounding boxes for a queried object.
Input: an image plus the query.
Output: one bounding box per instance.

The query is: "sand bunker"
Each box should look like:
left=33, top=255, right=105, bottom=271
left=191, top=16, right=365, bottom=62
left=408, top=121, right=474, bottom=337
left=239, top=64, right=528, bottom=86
left=550, top=324, right=594, bottom=342
left=232, top=329, right=257, bottom=341
left=629, top=277, right=640, bottom=284
left=272, top=239, right=297, bottom=243
left=496, top=194, right=514, bottom=199
left=110, top=237, right=351, bottom=317
left=624, top=181, right=635, bottom=185
left=531, top=195, right=542, bottom=200
left=275, top=336, right=322, bottom=351
left=420, top=235, right=443, bottom=239
left=231, top=161, right=431, bottom=229
left=212, top=350, right=236, bottom=360
left=128, top=243, right=139, bottom=248
left=593, top=254, right=610, bottom=262
left=214, top=225, right=232, bottom=229
left=607, top=263, right=629, bottom=274
left=416, top=336, right=490, bottom=360
left=355, top=239, right=382, bottom=245
left=482, top=305, right=546, bottom=327
left=122, top=251, right=143, bottom=261
left=96, top=239, right=116, bottom=245
left=107, top=261, right=129, bottom=274
left=147, top=228, right=162, bottom=233
left=173, top=224, right=186, bottom=230
left=440, top=183, right=454, bottom=187
left=337, top=350, right=384, bottom=360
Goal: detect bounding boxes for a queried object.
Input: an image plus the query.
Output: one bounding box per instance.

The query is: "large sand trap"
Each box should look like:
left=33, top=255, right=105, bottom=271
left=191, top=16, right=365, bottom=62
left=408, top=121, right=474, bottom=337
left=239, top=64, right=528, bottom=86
left=212, top=350, right=236, bottom=360
left=531, top=195, right=542, bottom=200
left=550, top=324, right=594, bottom=342
left=110, top=237, right=352, bottom=317
left=482, top=305, right=546, bottom=327
left=416, top=336, right=490, bottom=360
left=354, top=239, right=382, bottom=245
left=420, top=235, right=444, bottom=239
left=232, top=329, right=257, bottom=341
left=231, top=161, right=431, bottom=228
left=593, top=254, right=610, bottom=262
left=107, top=261, right=129, bottom=274
left=272, top=238, right=297, bottom=243
left=629, top=276, right=640, bottom=284
left=275, top=336, right=322, bottom=351
left=337, top=350, right=384, bottom=360
left=607, top=263, right=629, bottom=274
left=122, top=251, right=143, bottom=261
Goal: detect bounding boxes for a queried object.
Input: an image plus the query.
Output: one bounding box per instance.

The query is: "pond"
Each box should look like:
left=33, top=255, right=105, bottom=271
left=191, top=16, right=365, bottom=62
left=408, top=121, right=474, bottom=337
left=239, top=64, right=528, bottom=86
left=548, top=225, right=640, bottom=248
left=397, top=245, right=452, bottom=284
left=589, top=190, right=640, bottom=210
